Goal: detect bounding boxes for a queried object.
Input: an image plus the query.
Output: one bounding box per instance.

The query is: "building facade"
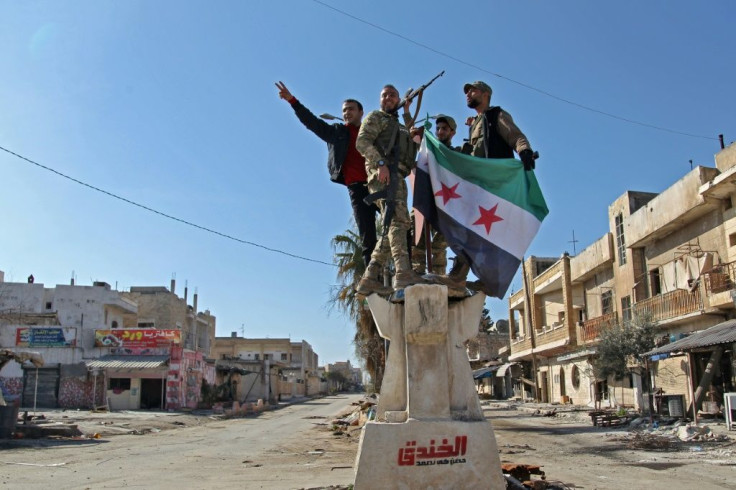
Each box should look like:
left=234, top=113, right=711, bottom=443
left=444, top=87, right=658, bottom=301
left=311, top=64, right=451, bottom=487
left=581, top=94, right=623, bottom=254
left=508, top=143, right=736, bottom=412
left=212, top=335, right=323, bottom=400
left=1, top=275, right=217, bottom=410
left=0, top=278, right=137, bottom=408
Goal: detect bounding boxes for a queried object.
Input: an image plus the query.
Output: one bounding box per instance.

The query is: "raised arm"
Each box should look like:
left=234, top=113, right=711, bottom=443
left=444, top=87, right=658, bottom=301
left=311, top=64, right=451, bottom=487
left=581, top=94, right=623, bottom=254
left=276, top=81, right=338, bottom=143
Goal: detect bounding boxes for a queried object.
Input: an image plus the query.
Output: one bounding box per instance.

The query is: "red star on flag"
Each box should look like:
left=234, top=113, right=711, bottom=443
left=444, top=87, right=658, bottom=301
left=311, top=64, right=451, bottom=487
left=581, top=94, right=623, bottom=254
left=473, top=203, right=504, bottom=234
left=434, top=182, right=462, bottom=205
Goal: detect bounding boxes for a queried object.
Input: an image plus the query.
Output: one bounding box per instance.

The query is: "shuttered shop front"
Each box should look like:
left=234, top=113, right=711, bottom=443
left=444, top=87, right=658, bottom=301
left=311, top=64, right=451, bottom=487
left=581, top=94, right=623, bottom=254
left=22, top=366, right=60, bottom=408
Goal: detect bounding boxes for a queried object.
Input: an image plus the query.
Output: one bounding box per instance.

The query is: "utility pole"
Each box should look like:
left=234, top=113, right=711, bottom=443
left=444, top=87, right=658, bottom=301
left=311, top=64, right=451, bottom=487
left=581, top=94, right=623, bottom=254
left=569, top=230, right=579, bottom=256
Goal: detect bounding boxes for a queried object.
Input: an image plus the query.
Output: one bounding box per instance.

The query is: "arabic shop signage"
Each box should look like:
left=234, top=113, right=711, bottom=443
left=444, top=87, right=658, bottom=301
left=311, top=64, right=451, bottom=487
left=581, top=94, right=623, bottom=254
left=397, top=435, right=468, bottom=467
left=16, top=327, right=76, bottom=347
left=95, top=329, right=180, bottom=348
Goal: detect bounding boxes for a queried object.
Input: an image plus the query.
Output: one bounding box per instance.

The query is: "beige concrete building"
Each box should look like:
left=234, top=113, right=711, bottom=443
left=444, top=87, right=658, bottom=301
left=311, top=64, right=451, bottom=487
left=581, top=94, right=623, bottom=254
left=326, top=360, right=362, bottom=389
left=212, top=335, right=323, bottom=398
left=508, top=143, right=736, bottom=413
left=122, top=280, right=215, bottom=358
left=0, top=277, right=138, bottom=408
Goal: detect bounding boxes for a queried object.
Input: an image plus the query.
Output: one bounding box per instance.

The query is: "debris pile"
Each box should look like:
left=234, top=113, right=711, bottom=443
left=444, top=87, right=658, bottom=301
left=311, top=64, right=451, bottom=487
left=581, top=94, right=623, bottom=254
left=608, top=421, right=731, bottom=450
left=328, top=394, right=377, bottom=436
left=676, top=423, right=729, bottom=442
left=609, top=432, right=679, bottom=450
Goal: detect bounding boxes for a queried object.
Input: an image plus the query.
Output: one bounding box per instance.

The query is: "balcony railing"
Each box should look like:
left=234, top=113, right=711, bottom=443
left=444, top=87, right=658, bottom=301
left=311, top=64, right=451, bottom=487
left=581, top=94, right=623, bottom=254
left=703, top=261, right=736, bottom=295
left=633, top=289, right=702, bottom=322
left=579, top=312, right=618, bottom=342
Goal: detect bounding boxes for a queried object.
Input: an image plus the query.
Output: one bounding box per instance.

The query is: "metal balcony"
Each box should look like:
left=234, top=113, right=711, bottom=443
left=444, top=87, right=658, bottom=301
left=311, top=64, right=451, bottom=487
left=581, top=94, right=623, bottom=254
left=633, top=289, right=702, bottom=323
left=579, top=312, right=618, bottom=342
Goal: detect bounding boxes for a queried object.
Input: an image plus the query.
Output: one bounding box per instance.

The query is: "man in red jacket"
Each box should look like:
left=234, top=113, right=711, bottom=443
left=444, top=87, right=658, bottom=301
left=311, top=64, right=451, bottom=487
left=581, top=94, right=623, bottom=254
left=276, top=81, right=378, bottom=268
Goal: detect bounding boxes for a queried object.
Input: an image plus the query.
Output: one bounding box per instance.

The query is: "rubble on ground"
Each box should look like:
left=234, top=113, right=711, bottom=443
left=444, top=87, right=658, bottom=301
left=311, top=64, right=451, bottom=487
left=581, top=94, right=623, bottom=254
left=607, top=420, right=731, bottom=452
left=327, top=393, right=377, bottom=437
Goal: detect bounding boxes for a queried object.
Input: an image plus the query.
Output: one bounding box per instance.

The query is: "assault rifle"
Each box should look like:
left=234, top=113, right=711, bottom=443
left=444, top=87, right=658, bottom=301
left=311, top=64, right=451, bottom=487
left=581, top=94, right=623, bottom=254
left=364, top=71, right=446, bottom=237
left=395, top=70, right=445, bottom=127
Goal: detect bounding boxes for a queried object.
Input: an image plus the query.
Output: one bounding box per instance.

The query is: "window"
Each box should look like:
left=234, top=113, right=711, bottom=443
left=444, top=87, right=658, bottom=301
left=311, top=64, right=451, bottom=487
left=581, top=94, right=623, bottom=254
left=281, top=353, right=288, bottom=361
left=730, top=233, right=736, bottom=247
left=615, top=213, right=627, bottom=265
left=45, top=302, right=53, bottom=310
left=109, top=378, right=131, bottom=391
left=556, top=311, right=565, bottom=326
left=263, top=354, right=271, bottom=360
left=601, top=290, right=613, bottom=315
left=571, top=365, right=580, bottom=389
left=621, top=295, right=632, bottom=323
left=254, top=353, right=260, bottom=360
left=111, top=321, right=119, bottom=329
left=138, top=322, right=155, bottom=329
left=650, top=269, right=662, bottom=296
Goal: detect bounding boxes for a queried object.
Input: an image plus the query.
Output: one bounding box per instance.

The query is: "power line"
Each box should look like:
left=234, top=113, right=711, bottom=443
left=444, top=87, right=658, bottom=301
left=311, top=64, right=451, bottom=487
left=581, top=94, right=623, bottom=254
left=311, top=0, right=717, bottom=142
left=0, top=145, right=335, bottom=267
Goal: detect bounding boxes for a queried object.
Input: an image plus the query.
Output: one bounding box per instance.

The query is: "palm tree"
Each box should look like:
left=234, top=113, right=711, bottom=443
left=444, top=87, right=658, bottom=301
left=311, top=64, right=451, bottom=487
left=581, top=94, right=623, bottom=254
left=328, top=225, right=386, bottom=391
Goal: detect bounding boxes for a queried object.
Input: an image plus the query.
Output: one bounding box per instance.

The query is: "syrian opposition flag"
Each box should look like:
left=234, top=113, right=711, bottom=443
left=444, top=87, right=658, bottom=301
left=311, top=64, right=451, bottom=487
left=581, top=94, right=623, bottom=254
left=413, top=129, right=548, bottom=298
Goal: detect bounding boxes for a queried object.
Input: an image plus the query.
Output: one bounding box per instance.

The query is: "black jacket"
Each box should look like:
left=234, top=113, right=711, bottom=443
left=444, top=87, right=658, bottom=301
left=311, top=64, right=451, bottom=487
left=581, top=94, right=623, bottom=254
left=291, top=99, right=350, bottom=186
left=482, top=106, right=514, bottom=159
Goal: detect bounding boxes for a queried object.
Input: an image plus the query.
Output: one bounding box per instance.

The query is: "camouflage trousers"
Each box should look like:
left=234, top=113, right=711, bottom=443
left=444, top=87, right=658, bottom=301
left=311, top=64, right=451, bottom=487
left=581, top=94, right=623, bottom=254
left=367, top=172, right=411, bottom=272
left=411, top=211, right=448, bottom=274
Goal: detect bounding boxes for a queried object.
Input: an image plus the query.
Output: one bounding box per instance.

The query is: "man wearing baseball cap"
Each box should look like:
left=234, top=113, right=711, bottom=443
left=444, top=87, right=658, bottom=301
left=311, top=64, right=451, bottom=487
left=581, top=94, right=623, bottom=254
left=434, top=114, right=458, bottom=150
left=462, top=80, right=535, bottom=166
left=438, top=81, right=537, bottom=290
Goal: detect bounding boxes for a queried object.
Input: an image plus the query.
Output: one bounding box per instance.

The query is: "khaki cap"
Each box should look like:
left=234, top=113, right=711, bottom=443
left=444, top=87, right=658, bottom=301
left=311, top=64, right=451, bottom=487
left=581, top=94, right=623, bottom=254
left=463, top=81, right=492, bottom=94
left=435, top=114, right=457, bottom=131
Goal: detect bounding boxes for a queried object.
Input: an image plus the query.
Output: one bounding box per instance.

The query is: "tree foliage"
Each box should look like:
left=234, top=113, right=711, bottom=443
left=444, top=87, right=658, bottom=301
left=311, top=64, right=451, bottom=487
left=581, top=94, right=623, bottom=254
left=326, top=225, right=386, bottom=392
left=593, top=313, right=657, bottom=381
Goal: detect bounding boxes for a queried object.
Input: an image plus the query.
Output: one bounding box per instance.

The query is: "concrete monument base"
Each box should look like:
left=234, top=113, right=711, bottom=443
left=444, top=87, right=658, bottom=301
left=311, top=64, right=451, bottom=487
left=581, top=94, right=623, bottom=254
left=354, top=419, right=505, bottom=489
left=353, top=284, right=506, bottom=489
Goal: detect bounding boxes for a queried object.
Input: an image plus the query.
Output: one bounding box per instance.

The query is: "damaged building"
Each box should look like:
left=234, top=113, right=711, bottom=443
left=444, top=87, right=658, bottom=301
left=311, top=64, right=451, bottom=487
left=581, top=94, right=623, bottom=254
left=0, top=275, right=216, bottom=410
left=508, top=142, right=736, bottom=415
left=212, top=335, right=325, bottom=403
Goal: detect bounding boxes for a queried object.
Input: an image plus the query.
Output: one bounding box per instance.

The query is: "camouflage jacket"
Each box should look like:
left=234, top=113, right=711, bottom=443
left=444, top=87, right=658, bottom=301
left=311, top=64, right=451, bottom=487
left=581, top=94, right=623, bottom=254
left=356, top=110, right=417, bottom=177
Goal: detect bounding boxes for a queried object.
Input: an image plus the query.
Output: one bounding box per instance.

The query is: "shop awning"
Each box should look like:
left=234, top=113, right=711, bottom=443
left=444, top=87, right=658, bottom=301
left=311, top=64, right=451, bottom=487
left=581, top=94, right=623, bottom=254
left=472, top=366, right=499, bottom=380
left=495, top=362, right=520, bottom=378
left=86, top=355, right=169, bottom=370
left=644, top=319, right=736, bottom=357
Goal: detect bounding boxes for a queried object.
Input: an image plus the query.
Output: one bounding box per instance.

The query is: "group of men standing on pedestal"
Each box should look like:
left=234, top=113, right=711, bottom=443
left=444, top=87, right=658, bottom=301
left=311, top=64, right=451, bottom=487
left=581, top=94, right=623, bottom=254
left=276, top=78, right=537, bottom=297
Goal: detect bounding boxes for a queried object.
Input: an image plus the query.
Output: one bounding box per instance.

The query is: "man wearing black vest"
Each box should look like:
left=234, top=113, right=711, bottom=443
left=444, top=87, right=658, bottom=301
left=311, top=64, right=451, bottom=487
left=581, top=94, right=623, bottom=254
left=276, top=81, right=378, bottom=268
left=442, top=81, right=537, bottom=290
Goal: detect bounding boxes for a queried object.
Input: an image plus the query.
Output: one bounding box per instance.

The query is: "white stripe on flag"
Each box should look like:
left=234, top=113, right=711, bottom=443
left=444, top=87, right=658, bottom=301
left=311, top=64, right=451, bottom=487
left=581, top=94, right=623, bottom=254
left=425, top=150, right=541, bottom=259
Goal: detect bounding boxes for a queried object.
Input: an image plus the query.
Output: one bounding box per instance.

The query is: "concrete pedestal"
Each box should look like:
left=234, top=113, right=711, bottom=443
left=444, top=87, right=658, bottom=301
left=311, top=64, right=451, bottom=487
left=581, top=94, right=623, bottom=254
left=354, top=419, right=505, bottom=489
left=353, top=284, right=505, bottom=489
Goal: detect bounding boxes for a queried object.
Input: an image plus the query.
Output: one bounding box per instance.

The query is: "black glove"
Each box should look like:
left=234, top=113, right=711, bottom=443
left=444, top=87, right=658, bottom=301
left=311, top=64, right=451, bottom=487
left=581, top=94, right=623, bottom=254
left=520, top=149, right=535, bottom=171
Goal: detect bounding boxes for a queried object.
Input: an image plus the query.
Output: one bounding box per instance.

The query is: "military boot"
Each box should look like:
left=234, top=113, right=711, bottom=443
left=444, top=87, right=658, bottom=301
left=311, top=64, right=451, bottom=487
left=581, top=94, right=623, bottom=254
left=427, top=255, right=470, bottom=288
left=393, top=255, right=429, bottom=290
left=431, top=248, right=447, bottom=275
left=446, top=255, right=471, bottom=287
left=356, top=262, right=393, bottom=296
left=411, top=246, right=427, bottom=275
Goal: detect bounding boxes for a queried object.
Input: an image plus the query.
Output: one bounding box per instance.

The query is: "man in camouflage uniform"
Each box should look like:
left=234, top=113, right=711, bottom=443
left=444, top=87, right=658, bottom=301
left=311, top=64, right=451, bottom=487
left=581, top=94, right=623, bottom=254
left=441, top=81, right=536, bottom=290
left=356, top=84, right=426, bottom=295
left=411, top=114, right=457, bottom=275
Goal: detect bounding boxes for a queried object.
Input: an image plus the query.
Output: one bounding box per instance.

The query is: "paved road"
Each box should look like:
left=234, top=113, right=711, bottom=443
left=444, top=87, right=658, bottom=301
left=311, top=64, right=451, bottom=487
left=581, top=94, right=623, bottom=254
left=1, top=394, right=363, bottom=490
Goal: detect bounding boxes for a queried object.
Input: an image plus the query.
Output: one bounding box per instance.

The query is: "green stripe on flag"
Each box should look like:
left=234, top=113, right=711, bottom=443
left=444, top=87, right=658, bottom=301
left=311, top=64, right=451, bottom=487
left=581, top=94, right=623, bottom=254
left=424, top=130, right=549, bottom=222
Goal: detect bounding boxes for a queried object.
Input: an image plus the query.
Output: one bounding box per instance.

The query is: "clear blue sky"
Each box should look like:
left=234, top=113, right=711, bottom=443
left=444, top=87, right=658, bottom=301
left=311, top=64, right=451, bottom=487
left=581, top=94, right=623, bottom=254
left=1, top=1, right=733, bottom=366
